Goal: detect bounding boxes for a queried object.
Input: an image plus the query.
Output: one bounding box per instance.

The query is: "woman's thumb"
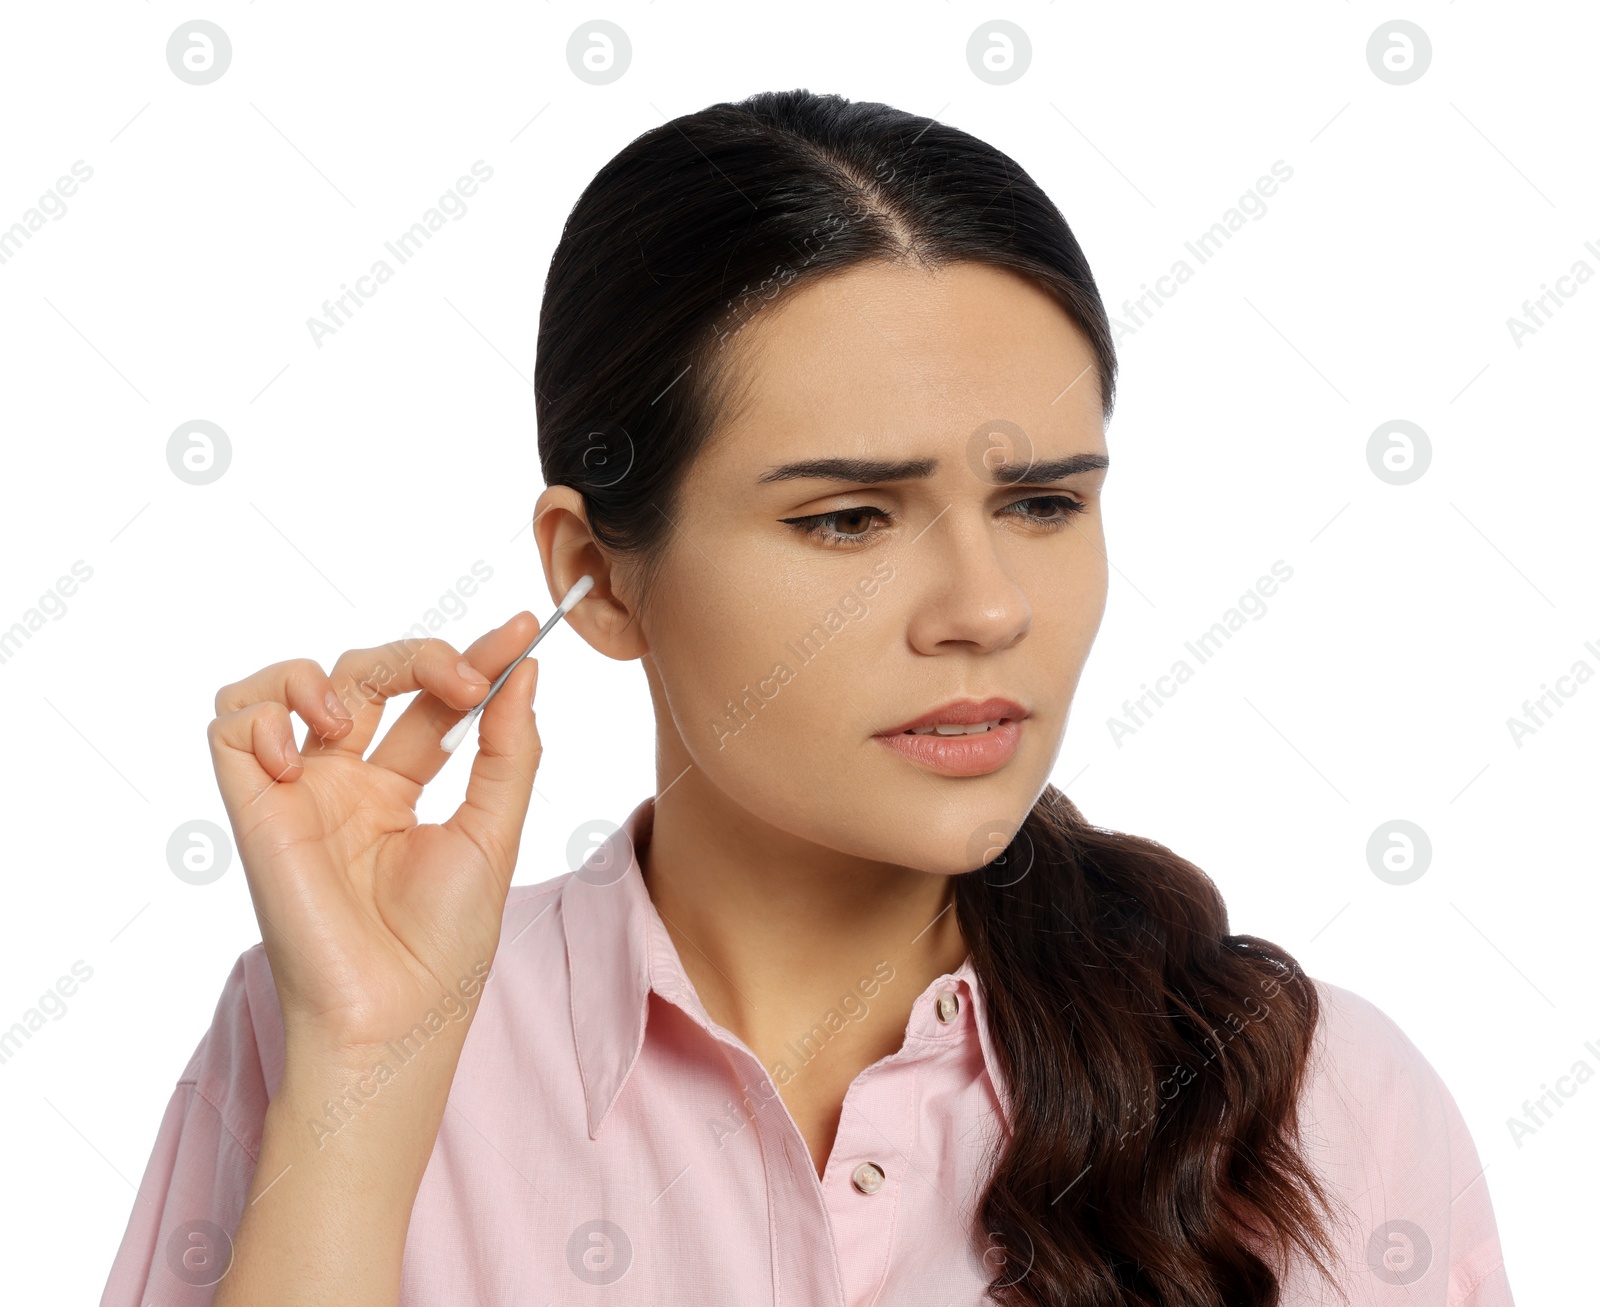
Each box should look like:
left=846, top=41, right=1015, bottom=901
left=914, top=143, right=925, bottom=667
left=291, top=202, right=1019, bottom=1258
left=447, top=657, right=542, bottom=873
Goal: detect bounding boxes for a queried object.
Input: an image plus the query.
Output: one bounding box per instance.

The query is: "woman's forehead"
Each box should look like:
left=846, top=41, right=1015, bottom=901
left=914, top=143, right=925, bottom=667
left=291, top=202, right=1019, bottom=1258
left=701, top=261, right=1104, bottom=476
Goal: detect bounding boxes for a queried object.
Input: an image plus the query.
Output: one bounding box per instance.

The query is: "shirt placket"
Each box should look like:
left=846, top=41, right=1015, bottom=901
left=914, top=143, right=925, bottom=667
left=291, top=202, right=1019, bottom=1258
left=823, top=979, right=966, bottom=1307
left=650, top=927, right=975, bottom=1307
left=713, top=1036, right=851, bottom=1307
left=821, top=1060, right=916, bottom=1306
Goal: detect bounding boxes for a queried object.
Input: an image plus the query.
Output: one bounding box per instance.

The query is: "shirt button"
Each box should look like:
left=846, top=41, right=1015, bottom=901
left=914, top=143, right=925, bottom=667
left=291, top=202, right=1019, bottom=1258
left=935, top=989, right=960, bottom=1023
left=850, top=1161, right=886, bottom=1195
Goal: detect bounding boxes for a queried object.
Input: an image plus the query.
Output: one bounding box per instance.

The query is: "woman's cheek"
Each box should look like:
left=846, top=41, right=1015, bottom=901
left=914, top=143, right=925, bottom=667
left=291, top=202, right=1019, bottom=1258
left=673, top=629, right=805, bottom=763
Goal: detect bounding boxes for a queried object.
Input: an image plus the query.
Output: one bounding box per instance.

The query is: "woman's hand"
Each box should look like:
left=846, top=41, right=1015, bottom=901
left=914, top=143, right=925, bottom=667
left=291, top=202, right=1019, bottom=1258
left=205, top=612, right=545, bottom=1059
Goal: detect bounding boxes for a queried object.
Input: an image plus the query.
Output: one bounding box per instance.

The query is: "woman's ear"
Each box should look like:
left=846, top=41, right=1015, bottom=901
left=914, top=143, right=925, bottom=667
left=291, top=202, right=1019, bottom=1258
left=532, top=485, right=649, bottom=660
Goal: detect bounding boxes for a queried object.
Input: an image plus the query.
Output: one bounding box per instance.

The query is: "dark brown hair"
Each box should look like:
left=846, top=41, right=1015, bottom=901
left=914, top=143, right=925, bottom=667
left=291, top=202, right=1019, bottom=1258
left=536, top=88, right=1345, bottom=1307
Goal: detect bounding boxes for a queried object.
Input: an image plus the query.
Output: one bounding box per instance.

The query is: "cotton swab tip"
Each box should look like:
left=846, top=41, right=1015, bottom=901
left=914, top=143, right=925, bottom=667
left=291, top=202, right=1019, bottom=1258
left=559, top=574, right=595, bottom=614
left=439, top=715, right=474, bottom=753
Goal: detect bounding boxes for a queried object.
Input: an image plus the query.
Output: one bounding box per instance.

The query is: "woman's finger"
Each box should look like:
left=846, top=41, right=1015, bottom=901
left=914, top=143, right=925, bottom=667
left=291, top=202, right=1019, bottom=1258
left=444, top=657, right=543, bottom=885
left=205, top=699, right=368, bottom=990
left=214, top=657, right=358, bottom=754
left=307, top=636, right=493, bottom=759
left=366, top=611, right=542, bottom=787
left=207, top=699, right=306, bottom=818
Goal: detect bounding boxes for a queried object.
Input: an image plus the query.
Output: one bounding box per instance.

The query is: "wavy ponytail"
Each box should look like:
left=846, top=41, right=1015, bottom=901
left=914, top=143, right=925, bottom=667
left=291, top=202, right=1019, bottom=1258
left=956, top=784, right=1345, bottom=1304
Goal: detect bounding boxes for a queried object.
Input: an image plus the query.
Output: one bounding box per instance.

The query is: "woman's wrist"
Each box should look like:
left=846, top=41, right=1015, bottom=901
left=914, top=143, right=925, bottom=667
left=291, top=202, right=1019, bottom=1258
left=270, top=1026, right=470, bottom=1162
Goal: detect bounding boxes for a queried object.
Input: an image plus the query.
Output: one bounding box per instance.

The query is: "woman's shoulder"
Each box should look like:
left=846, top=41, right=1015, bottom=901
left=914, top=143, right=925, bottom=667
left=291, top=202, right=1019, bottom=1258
left=502, top=870, right=573, bottom=927
left=1295, top=973, right=1471, bottom=1172
left=156, top=942, right=284, bottom=1167
left=1303, top=975, right=1441, bottom=1104
left=1285, top=974, right=1513, bottom=1306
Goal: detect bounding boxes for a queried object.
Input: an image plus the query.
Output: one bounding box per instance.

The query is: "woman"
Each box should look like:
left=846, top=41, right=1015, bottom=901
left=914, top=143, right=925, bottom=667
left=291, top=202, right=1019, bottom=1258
left=101, top=90, right=1513, bottom=1306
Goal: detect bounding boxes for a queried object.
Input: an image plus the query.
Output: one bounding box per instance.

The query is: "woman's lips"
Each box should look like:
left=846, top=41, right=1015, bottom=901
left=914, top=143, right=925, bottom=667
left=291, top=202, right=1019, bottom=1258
left=872, top=719, right=1023, bottom=776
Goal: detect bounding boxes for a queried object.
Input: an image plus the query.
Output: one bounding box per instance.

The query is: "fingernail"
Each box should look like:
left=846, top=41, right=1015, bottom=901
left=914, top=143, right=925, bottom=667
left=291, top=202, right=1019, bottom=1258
left=325, top=690, right=352, bottom=721
left=458, top=658, right=489, bottom=685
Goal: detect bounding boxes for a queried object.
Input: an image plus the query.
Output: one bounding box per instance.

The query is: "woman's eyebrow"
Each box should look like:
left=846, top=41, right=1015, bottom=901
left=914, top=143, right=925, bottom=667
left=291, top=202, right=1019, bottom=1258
left=757, top=452, right=1109, bottom=485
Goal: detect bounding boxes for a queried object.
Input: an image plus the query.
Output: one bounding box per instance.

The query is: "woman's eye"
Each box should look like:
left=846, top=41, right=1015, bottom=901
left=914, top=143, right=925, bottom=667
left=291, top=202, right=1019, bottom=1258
left=780, top=495, right=1087, bottom=549
left=780, top=506, right=892, bottom=548
left=1006, top=494, right=1088, bottom=525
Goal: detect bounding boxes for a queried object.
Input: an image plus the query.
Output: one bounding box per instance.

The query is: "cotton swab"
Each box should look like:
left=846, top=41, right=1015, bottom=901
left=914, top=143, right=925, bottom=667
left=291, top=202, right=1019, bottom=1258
left=439, top=575, right=594, bottom=754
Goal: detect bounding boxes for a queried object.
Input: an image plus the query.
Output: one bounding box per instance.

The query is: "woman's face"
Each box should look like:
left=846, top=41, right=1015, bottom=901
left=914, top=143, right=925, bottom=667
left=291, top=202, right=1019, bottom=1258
left=590, top=258, right=1109, bottom=876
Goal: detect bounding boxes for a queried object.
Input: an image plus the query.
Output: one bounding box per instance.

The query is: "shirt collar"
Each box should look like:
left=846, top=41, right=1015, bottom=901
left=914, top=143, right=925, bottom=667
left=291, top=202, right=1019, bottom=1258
left=560, top=794, right=1014, bottom=1140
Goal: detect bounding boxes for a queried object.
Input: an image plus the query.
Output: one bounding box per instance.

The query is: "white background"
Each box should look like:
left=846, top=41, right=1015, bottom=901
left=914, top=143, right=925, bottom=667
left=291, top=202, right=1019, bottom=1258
left=0, top=2, right=1593, bottom=1302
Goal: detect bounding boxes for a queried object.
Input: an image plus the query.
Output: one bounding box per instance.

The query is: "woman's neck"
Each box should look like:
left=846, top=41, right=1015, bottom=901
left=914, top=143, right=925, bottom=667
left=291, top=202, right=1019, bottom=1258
left=639, top=782, right=970, bottom=1177
left=639, top=783, right=970, bottom=1086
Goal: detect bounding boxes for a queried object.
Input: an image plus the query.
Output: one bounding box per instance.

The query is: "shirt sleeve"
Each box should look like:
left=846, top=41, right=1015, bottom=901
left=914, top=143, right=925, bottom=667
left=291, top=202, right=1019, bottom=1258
left=98, top=944, right=283, bottom=1307
left=1293, top=978, right=1514, bottom=1307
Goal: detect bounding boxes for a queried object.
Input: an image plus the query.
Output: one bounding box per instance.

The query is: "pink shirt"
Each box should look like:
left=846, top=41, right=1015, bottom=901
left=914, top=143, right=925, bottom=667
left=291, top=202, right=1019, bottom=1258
left=101, top=795, right=1513, bottom=1305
